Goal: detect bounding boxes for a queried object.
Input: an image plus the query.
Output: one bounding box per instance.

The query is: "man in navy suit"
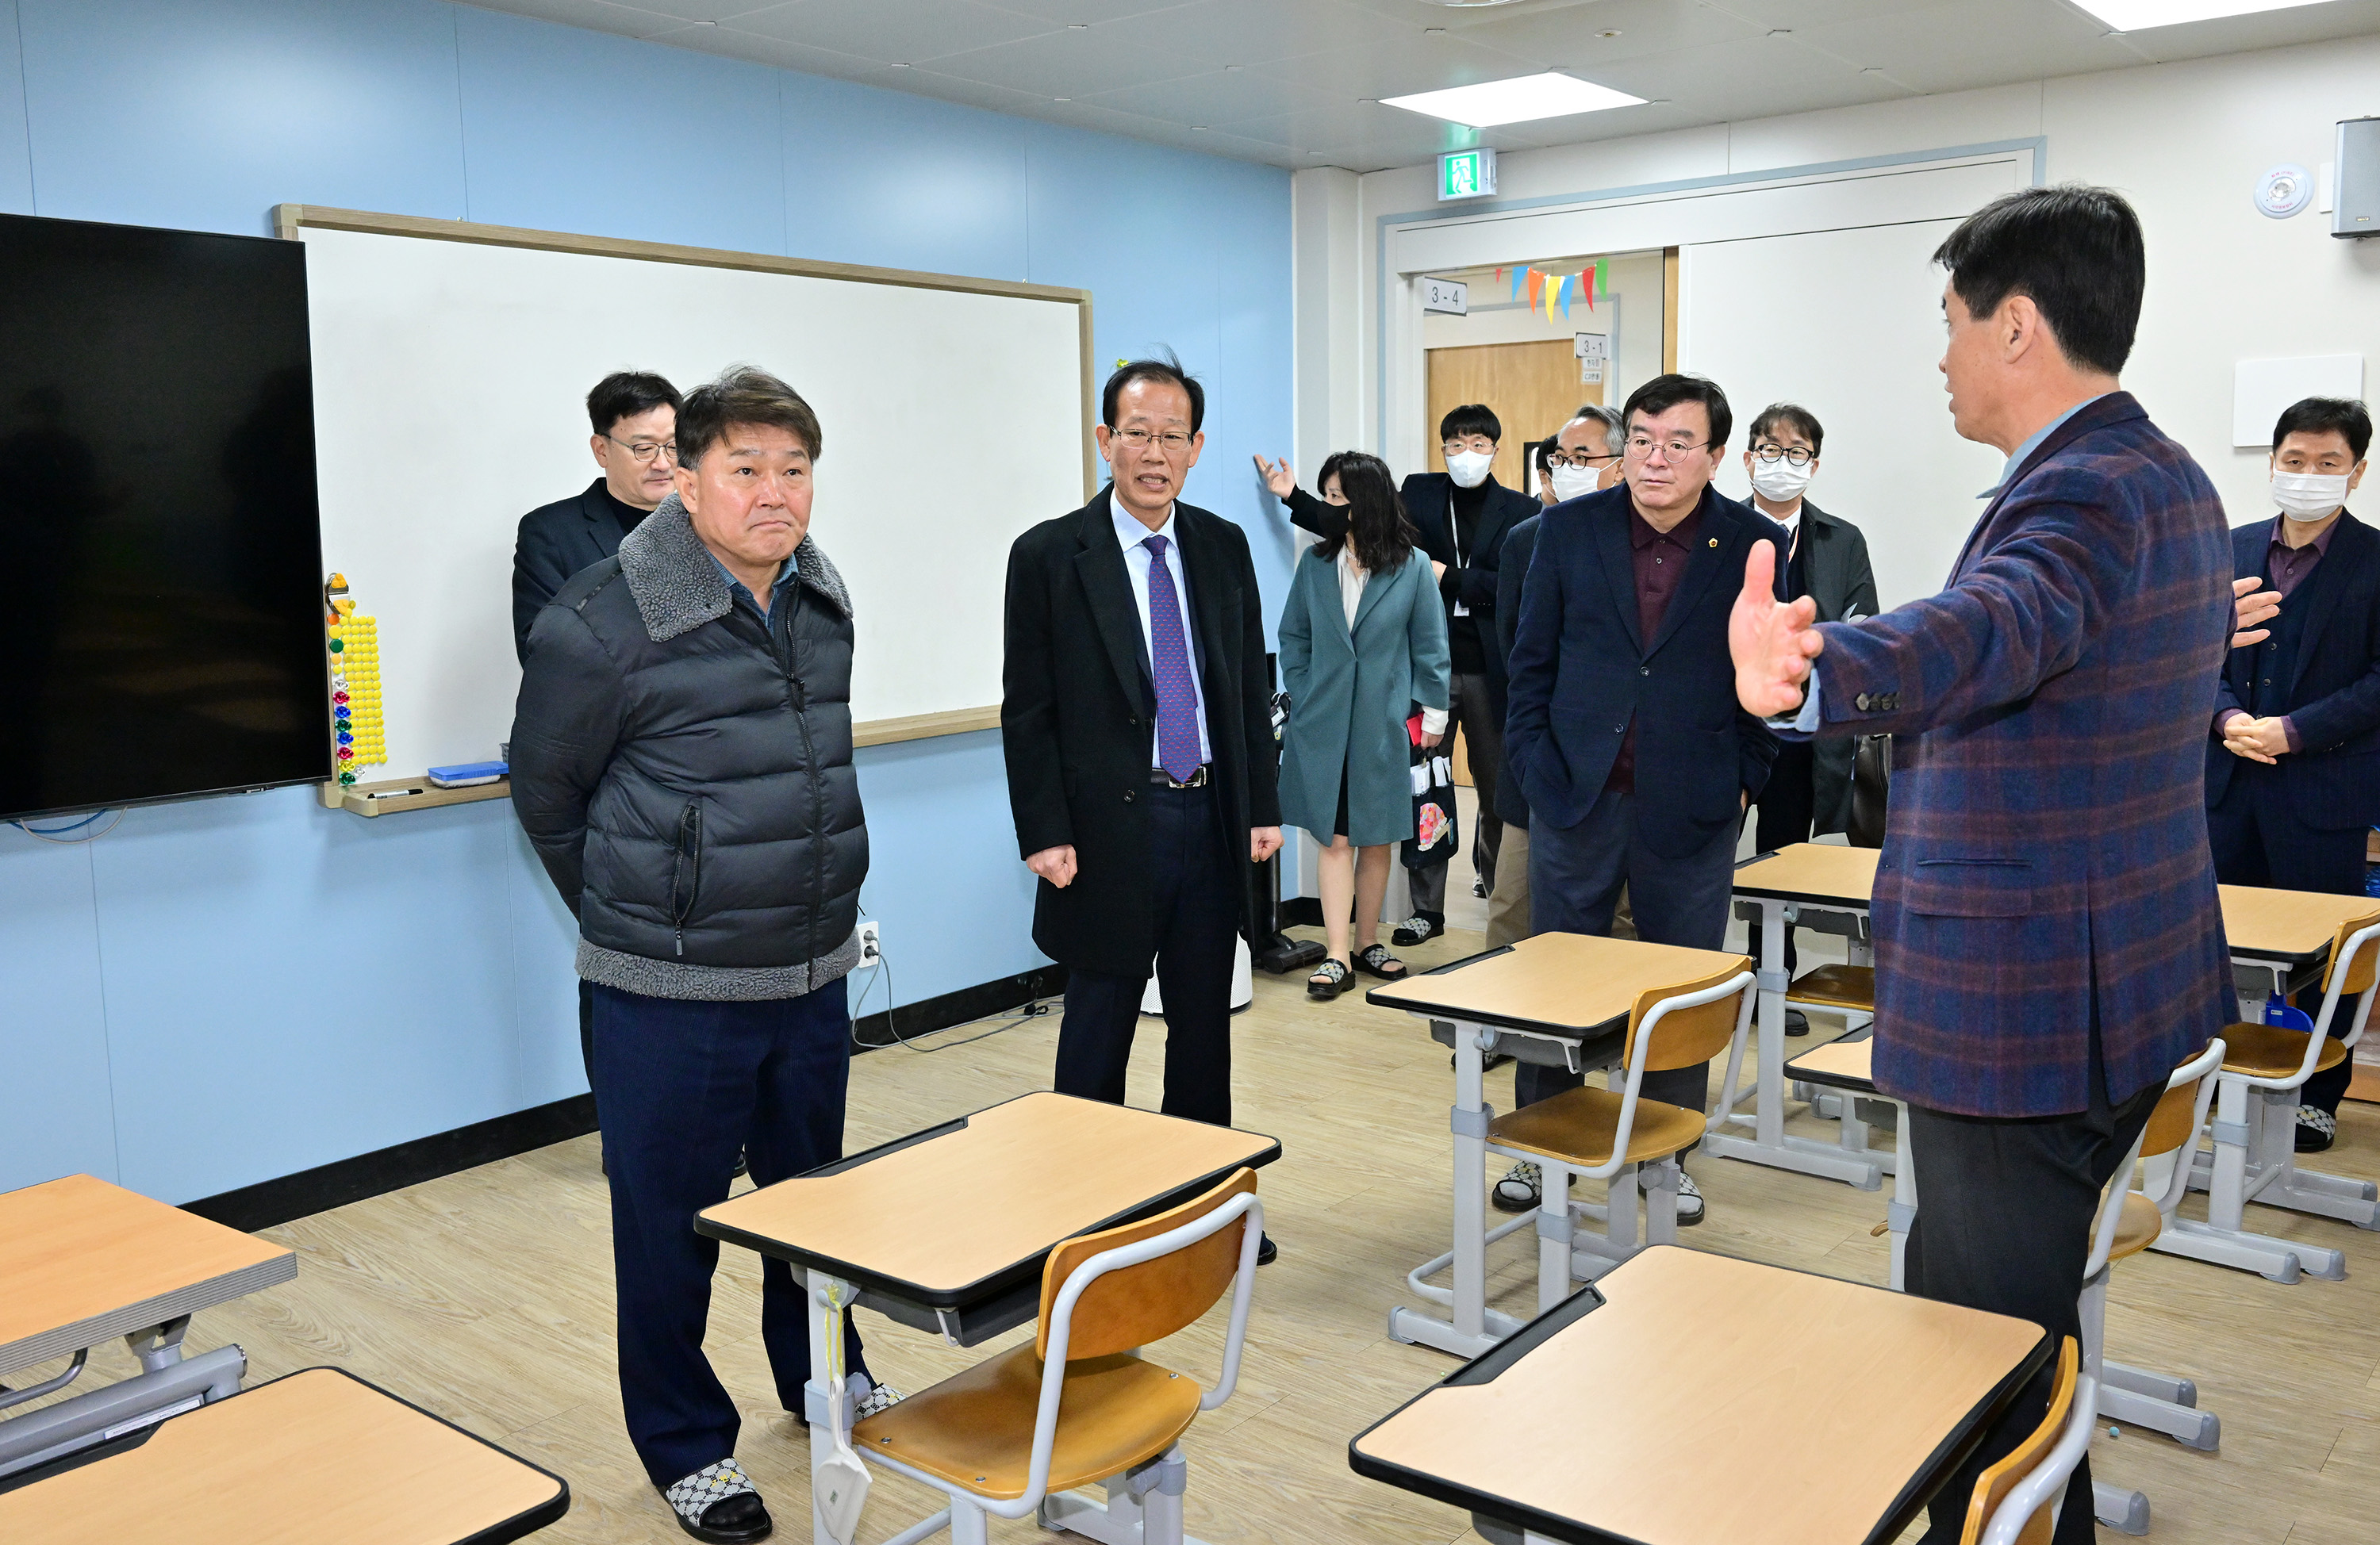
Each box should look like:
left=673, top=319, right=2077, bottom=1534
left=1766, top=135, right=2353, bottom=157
left=2209, top=395, right=2379, bottom=1152
left=511, top=369, right=679, bottom=1106
left=1503, top=374, right=1784, bottom=1225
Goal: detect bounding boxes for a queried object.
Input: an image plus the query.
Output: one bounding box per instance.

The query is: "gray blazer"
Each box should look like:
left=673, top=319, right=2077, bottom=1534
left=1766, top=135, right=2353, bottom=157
left=1276, top=542, right=1451, bottom=847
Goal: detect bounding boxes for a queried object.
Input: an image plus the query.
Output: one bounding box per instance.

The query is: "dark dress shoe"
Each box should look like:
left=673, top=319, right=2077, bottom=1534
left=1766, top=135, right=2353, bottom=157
left=679, top=1491, right=771, bottom=1543
left=1785, top=1009, right=1810, bottom=1037
left=1257, top=1234, right=1278, bottom=1266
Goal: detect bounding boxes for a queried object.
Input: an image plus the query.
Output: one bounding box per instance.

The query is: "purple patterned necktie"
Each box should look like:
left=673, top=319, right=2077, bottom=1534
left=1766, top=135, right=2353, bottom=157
left=1142, top=535, right=1203, bottom=781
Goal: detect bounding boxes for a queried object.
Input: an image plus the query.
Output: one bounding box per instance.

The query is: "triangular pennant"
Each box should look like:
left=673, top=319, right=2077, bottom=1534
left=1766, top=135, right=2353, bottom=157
left=1525, top=268, right=1544, bottom=310
left=1581, top=273, right=1594, bottom=313
left=1558, top=274, right=1573, bottom=319
left=1544, top=274, right=1559, bottom=324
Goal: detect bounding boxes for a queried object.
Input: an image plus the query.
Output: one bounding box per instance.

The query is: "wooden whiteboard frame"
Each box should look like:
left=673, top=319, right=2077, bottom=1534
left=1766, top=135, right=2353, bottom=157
left=276, top=203, right=1096, bottom=788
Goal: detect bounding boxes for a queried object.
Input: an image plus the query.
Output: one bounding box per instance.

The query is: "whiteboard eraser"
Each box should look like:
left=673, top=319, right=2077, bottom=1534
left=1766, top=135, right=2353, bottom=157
left=427, top=761, right=507, bottom=788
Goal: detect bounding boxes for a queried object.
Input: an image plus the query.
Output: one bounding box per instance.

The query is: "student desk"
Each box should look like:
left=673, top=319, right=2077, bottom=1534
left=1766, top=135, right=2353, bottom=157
left=0, top=1367, right=568, bottom=1544
left=2155, top=884, right=2380, bottom=1283
left=1348, top=1246, right=2048, bottom=1545
left=1366, top=933, right=1750, bottom=1361
left=1720, top=844, right=1887, bottom=1190
left=697, top=1091, right=1279, bottom=1545
left=0, top=1175, right=296, bottom=1479
left=1779, top=1032, right=1912, bottom=1290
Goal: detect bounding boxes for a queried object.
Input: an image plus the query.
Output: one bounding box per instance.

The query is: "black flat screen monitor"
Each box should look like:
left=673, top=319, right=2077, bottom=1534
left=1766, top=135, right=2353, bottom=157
left=0, top=212, right=327, bottom=822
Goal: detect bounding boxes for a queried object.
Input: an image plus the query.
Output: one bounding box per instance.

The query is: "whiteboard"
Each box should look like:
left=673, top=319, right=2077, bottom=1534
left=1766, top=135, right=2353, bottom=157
left=1683, top=218, right=2006, bottom=611
left=294, top=213, right=1090, bottom=778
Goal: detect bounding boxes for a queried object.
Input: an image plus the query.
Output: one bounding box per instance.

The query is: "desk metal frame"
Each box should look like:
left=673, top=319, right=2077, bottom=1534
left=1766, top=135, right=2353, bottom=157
left=1712, top=866, right=1885, bottom=1190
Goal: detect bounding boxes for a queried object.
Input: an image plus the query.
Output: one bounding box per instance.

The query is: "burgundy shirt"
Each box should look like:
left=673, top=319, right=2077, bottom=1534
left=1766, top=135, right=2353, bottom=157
left=2217, top=514, right=2340, bottom=751
left=1605, top=502, right=1706, bottom=795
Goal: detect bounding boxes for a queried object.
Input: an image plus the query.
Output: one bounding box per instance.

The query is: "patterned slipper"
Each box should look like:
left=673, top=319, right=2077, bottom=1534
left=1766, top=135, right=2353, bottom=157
left=662, top=1459, right=769, bottom=1543
left=1353, top=944, right=1409, bottom=980
left=1307, top=958, right=1350, bottom=1000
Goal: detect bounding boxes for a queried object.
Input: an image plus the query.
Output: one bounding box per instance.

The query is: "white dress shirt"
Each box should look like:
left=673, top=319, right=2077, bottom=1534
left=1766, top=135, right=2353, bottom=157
left=1113, top=500, right=1214, bottom=765
left=1337, top=546, right=1449, bottom=735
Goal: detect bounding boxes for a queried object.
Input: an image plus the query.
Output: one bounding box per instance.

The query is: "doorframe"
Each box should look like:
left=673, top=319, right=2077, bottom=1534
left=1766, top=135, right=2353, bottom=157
left=1373, top=137, right=2047, bottom=468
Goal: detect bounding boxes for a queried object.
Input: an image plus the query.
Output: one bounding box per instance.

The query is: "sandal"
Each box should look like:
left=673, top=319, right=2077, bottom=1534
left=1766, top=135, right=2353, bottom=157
left=1307, top=958, right=1350, bottom=1000
left=1353, top=944, right=1409, bottom=980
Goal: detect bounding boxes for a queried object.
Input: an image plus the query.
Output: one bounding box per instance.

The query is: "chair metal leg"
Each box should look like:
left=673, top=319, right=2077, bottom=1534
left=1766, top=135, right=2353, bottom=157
left=1535, top=1163, right=1575, bottom=1316
left=2153, top=1081, right=2342, bottom=1281
left=950, top=1497, right=988, bottom=1545
left=2093, top=1480, right=2150, bottom=1535
left=1642, top=1160, right=1680, bottom=1249
left=1038, top=1451, right=1202, bottom=1545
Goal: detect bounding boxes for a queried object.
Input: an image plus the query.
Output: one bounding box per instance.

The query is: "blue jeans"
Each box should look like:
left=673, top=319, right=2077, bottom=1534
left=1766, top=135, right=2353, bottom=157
left=592, top=978, right=868, bottom=1486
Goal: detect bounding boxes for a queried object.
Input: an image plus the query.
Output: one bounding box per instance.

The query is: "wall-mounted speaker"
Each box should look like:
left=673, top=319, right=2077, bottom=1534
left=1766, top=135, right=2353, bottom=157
left=2336, top=117, right=2380, bottom=239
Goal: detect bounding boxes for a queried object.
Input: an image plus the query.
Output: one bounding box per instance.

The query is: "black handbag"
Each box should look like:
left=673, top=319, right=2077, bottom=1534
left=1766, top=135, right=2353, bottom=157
left=1848, top=734, right=1893, bottom=849
left=1403, top=714, right=1460, bottom=870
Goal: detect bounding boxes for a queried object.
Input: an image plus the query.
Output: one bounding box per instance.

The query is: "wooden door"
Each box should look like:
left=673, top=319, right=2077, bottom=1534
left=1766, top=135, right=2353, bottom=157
left=1425, top=339, right=1598, bottom=494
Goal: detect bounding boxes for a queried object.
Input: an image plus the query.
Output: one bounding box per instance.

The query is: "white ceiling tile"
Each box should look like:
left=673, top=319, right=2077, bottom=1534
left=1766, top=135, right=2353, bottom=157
left=2098, top=0, right=2380, bottom=63
left=911, top=17, right=1235, bottom=95
left=1244, top=30, right=1542, bottom=98
left=1791, top=2, right=2141, bottom=93
left=647, top=16, right=885, bottom=78
left=597, top=0, right=800, bottom=21
left=1080, top=67, right=1344, bottom=126
left=975, top=0, right=1197, bottom=22
left=724, top=0, right=1065, bottom=63
left=455, top=0, right=697, bottom=39
left=1580, top=33, right=1915, bottom=121
left=1454, top=0, right=1768, bottom=67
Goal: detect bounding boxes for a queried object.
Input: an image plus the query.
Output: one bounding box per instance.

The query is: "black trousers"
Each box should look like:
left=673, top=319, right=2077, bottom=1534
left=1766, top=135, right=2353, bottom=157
left=578, top=977, right=598, bottom=1099
left=1409, top=669, right=1504, bottom=914
left=1750, top=740, right=1818, bottom=976
left=1515, top=789, right=1737, bottom=1116
left=1907, top=1048, right=2163, bottom=1545
left=592, top=978, right=867, bottom=1486
left=2208, top=763, right=2369, bottom=1113
left=1056, top=781, right=1239, bottom=1126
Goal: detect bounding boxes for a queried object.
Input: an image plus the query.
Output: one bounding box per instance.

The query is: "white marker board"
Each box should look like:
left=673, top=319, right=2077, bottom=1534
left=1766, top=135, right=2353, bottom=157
left=287, top=207, right=1092, bottom=779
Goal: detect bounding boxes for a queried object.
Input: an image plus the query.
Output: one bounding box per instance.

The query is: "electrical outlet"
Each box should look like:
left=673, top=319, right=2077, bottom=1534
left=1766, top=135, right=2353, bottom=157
left=856, top=921, right=881, bottom=966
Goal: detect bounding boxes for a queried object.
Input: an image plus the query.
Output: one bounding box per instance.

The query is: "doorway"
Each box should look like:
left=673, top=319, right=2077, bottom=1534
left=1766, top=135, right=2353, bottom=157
left=1424, top=338, right=1597, bottom=495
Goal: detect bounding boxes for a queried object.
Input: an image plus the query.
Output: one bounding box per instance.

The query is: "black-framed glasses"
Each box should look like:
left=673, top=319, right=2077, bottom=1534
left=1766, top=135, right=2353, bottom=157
left=605, top=433, right=678, bottom=465
left=1548, top=449, right=1619, bottom=468
left=1626, top=435, right=1713, bottom=462
left=1751, top=444, right=1816, bottom=467
left=1111, top=428, right=1195, bottom=454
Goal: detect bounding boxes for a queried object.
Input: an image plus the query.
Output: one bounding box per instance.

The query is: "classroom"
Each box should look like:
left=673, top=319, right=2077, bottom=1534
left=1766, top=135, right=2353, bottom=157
left=3, top=2, right=2379, bottom=1542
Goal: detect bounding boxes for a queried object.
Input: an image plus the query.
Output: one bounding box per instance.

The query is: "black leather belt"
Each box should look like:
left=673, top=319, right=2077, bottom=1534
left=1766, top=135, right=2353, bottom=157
left=1149, top=765, right=1211, bottom=788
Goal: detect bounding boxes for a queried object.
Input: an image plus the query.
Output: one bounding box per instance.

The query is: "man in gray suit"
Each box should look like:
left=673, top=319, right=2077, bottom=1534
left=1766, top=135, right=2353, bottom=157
left=1739, top=403, right=1877, bottom=1033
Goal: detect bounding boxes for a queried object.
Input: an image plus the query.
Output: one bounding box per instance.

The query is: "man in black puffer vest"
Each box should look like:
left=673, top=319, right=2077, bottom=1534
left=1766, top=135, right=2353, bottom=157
left=512, top=367, right=885, bottom=1545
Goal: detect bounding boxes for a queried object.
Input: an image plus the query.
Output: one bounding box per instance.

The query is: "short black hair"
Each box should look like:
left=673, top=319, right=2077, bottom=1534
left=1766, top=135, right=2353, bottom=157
left=2274, top=397, right=2372, bottom=462
left=1933, top=185, right=2144, bottom=378
left=1439, top=403, right=1502, bottom=444
left=1749, top=402, right=1823, bottom=457
left=1622, top=374, right=1732, bottom=450
left=675, top=366, right=823, bottom=469
left=1103, top=354, right=1205, bottom=435
left=586, top=370, right=681, bottom=436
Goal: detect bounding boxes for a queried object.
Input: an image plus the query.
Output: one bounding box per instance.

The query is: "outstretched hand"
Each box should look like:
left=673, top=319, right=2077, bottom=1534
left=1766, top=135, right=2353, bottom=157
left=1252, top=454, right=1297, bottom=500
left=1731, top=539, right=1822, bottom=718
left=2231, top=575, right=2280, bottom=649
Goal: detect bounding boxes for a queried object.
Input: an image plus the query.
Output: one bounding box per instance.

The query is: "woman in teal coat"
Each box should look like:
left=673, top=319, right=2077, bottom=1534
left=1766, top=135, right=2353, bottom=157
left=1276, top=452, right=1452, bottom=999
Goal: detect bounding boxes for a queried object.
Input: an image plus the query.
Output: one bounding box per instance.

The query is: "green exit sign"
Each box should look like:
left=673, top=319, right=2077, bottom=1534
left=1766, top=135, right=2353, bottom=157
left=1438, top=148, right=1498, bottom=201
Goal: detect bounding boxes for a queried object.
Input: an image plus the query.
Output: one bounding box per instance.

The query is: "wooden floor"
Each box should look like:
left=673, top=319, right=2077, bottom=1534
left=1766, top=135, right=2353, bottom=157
left=23, top=922, right=2380, bottom=1543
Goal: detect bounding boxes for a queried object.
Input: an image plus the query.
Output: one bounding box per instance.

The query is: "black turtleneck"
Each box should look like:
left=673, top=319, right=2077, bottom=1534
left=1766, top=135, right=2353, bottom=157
left=1445, top=477, right=1492, bottom=671
left=601, top=481, right=655, bottom=542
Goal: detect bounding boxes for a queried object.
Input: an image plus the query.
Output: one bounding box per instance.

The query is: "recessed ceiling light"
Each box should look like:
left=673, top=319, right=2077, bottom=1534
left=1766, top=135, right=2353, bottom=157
left=2073, top=0, right=2336, bottom=27
left=1382, top=71, right=1645, bottom=128
left=1192, top=125, right=1207, bottom=131
left=1424, top=26, right=1445, bottom=33
left=1067, top=22, right=1087, bottom=29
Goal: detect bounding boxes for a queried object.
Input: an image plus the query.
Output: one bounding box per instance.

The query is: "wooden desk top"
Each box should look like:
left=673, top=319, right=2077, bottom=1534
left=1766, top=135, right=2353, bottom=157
left=1350, top=1248, right=2047, bottom=1545
left=2221, top=885, right=2380, bottom=967
left=697, top=1093, right=1280, bottom=1309
left=0, top=1175, right=297, bottom=1379
left=1783, top=1033, right=1878, bottom=1095
left=1734, top=843, right=1880, bottom=907
left=1366, top=934, right=1751, bottom=1039
left=0, top=1367, right=566, bottom=1545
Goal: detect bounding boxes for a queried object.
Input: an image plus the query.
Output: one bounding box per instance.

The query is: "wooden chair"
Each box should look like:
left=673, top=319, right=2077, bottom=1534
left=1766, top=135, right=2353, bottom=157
left=2079, top=1038, right=2225, bottom=1535
left=1960, top=1337, right=2094, bottom=1545
left=2178, top=914, right=2380, bottom=1282
left=850, top=1168, right=1263, bottom=1545
left=1484, top=960, right=1753, bottom=1309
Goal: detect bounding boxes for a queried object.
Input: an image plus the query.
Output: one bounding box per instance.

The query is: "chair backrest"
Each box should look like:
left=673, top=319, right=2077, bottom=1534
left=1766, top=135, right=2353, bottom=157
left=1035, top=1167, right=1256, bottom=1363
left=2139, top=1038, right=2226, bottom=1162
left=2327, top=915, right=2380, bottom=1004
left=1960, top=1338, right=2081, bottom=1545
left=1624, top=959, right=1755, bottom=1074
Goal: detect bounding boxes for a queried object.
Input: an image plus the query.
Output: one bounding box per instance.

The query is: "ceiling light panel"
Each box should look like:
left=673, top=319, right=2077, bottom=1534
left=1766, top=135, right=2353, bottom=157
left=1383, top=71, right=1645, bottom=127
left=2072, top=0, right=2340, bottom=26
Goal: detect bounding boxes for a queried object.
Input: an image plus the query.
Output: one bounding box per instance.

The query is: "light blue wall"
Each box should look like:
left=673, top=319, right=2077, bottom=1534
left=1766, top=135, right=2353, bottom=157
left=0, top=0, right=1292, bottom=1202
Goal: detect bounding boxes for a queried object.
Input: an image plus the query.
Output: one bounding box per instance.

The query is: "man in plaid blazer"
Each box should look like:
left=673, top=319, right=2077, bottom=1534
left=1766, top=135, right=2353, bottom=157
left=1733, top=186, right=2235, bottom=1543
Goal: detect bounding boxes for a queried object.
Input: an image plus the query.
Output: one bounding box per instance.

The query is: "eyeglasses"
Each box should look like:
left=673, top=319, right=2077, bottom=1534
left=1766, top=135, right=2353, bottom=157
left=1626, top=435, right=1713, bottom=462
left=1111, top=428, right=1195, bottom=454
left=1751, top=444, right=1815, bottom=467
left=1547, top=450, right=1618, bottom=468
left=605, top=434, right=678, bottom=465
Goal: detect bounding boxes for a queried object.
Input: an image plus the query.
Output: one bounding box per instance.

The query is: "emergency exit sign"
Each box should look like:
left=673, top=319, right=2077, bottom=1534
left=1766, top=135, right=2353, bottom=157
left=1438, top=148, right=1497, bottom=201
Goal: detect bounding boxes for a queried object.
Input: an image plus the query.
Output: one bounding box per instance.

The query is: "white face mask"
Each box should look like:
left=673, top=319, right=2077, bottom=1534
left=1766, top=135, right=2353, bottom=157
left=2271, top=470, right=2351, bottom=518
left=1750, top=457, right=1814, bottom=504
left=1445, top=450, right=1493, bottom=489
left=1548, top=464, right=1600, bottom=503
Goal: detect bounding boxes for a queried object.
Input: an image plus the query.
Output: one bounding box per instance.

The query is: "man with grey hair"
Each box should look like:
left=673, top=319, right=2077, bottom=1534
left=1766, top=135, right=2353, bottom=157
left=512, top=366, right=894, bottom=1543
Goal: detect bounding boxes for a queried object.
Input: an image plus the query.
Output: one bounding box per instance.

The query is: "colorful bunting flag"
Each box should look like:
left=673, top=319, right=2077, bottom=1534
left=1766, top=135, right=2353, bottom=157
left=1526, top=268, right=1544, bottom=312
